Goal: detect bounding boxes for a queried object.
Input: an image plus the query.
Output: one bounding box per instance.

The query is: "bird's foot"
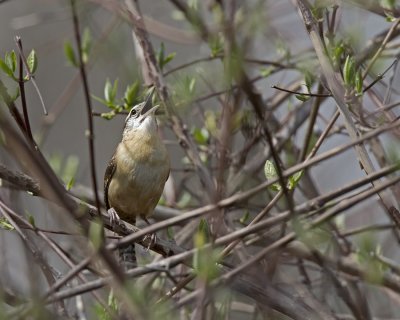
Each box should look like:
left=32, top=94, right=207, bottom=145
left=108, top=207, right=121, bottom=227
left=143, top=233, right=157, bottom=251
left=142, top=217, right=156, bottom=251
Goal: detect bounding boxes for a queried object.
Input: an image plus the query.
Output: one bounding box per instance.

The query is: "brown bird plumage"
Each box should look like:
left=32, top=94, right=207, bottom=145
left=104, top=90, right=169, bottom=269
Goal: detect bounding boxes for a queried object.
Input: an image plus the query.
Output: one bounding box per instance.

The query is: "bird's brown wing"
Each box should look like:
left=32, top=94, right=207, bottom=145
left=104, top=155, right=117, bottom=210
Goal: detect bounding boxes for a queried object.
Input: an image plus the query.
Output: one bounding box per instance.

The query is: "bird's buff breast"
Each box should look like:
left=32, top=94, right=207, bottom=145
left=108, top=130, right=169, bottom=223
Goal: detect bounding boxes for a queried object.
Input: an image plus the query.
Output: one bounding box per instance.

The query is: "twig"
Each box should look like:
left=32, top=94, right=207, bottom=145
left=39, top=16, right=120, bottom=144
left=341, top=223, right=395, bottom=237
left=0, top=89, right=128, bottom=293
left=15, top=36, right=34, bottom=143
left=2, top=115, right=399, bottom=258
left=221, top=174, right=400, bottom=282
left=363, top=18, right=400, bottom=79
left=0, top=79, right=28, bottom=134
left=299, top=83, right=324, bottom=161
left=362, top=58, right=399, bottom=93
left=70, top=0, right=101, bottom=218
left=40, top=165, right=400, bottom=308
left=114, top=117, right=400, bottom=248
left=0, top=201, right=107, bottom=313
left=125, top=0, right=217, bottom=199
left=14, top=35, right=47, bottom=115
left=0, top=201, right=65, bottom=313
left=271, top=84, right=331, bottom=97
left=295, top=0, right=399, bottom=236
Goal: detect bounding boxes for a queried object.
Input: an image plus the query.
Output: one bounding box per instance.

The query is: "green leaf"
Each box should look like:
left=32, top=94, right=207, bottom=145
left=163, top=52, right=176, bottom=67
left=112, top=79, right=118, bottom=102
left=304, top=71, right=314, bottom=91
left=92, top=95, right=110, bottom=106
left=264, top=160, right=281, bottom=191
left=193, top=224, right=220, bottom=282
left=0, top=217, right=14, bottom=231
left=66, top=177, right=75, bottom=191
left=192, top=127, right=209, bottom=145
left=64, top=41, right=78, bottom=67
left=239, top=211, right=250, bottom=224
left=28, top=214, right=36, bottom=227
left=123, top=81, right=139, bottom=107
left=61, top=155, right=79, bottom=185
left=93, top=290, right=118, bottom=320
left=104, top=79, right=112, bottom=102
left=157, top=43, right=165, bottom=70
left=332, top=41, right=344, bottom=68
left=5, top=51, right=16, bottom=73
left=189, top=77, right=196, bottom=93
left=288, top=171, right=303, bottom=190
left=26, top=49, right=38, bottom=74
left=197, top=219, right=210, bottom=243
left=343, top=55, right=355, bottom=87
left=104, top=79, right=118, bottom=104
left=0, top=58, right=15, bottom=78
left=385, top=13, right=396, bottom=22
left=157, top=43, right=176, bottom=71
left=107, top=290, right=118, bottom=311
left=355, top=69, right=363, bottom=94
left=100, top=110, right=117, bottom=120
left=209, top=34, right=224, bottom=57
left=81, top=28, right=92, bottom=64
left=62, top=155, right=78, bottom=182
left=295, top=94, right=310, bottom=102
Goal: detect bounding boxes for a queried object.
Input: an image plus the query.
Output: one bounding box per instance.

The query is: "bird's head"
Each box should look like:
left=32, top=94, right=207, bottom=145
left=123, top=89, right=159, bottom=136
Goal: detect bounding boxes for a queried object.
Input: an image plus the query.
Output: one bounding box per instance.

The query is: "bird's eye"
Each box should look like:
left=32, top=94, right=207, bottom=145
left=128, top=108, right=138, bottom=119
left=125, top=108, right=137, bottom=123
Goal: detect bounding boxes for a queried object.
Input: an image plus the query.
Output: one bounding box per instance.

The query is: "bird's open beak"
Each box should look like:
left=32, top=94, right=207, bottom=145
left=140, top=88, right=156, bottom=116
left=141, top=104, right=159, bottom=118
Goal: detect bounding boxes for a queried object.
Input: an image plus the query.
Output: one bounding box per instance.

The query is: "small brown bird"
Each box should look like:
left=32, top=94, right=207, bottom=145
left=104, top=89, right=170, bottom=269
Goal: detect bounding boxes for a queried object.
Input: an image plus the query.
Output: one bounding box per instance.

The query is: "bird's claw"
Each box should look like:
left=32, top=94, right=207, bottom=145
left=143, top=233, right=157, bottom=251
left=108, top=207, right=121, bottom=227
left=141, top=216, right=156, bottom=251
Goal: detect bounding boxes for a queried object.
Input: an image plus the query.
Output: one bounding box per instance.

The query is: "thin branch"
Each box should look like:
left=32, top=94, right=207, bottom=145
left=125, top=0, right=217, bottom=199
left=362, top=58, right=399, bottom=93
left=363, top=18, right=400, bottom=79
left=271, top=84, right=331, bottom=97
left=70, top=0, right=101, bottom=218
left=295, top=0, right=399, bottom=234
left=15, top=36, right=34, bottom=143
left=14, top=35, right=47, bottom=115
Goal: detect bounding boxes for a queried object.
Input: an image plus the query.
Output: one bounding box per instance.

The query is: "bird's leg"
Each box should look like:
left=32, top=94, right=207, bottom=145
left=107, top=207, right=121, bottom=227
left=142, top=216, right=157, bottom=251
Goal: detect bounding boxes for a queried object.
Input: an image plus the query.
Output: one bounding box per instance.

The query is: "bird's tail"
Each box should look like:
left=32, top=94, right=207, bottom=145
left=118, top=244, right=137, bottom=270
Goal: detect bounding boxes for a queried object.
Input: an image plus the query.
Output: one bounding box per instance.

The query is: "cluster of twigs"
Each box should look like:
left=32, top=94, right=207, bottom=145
left=1, top=0, right=400, bottom=319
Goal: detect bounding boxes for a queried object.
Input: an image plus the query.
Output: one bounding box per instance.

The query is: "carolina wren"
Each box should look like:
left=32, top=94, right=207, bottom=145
left=104, top=89, right=170, bottom=269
